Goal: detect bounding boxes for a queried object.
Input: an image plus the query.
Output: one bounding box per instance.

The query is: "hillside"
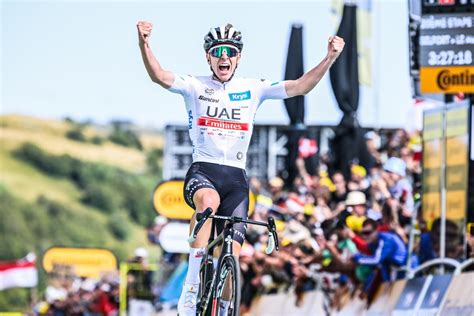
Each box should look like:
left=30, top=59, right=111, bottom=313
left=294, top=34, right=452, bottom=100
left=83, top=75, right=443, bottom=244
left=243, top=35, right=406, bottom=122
left=0, top=115, right=165, bottom=310
left=0, top=115, right=163, bottom=173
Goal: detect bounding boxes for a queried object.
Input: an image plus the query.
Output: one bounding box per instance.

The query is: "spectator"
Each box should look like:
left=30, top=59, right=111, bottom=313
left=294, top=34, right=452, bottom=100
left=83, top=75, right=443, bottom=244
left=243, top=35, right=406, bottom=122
left=365, top=131, right=382, bottom=166
left=381, top=157, right=415, bottom=222
left=352, top=219, right=408, bottom=283
left=348, top=164, right=370, bottom=194
left=338, top=191, right=368, bottom=233
left=330, top=171, right=348, bottom=212
left=379, top=198, right=408, bottom=243
left=127, top=248, right=154, bottom=301
left=268, top=176, right=287, bottom=211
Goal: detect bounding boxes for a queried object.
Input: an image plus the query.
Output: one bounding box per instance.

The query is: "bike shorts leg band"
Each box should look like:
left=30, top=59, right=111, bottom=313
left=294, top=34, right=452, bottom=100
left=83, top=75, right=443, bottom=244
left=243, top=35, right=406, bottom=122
left=183, top=172, right=217, bottom=210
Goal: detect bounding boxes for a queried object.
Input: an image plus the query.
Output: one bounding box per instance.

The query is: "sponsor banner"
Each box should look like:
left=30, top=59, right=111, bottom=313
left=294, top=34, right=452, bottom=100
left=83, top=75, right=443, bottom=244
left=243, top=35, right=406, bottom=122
left=420, top=66, right=474, bottom=93
left=446, top=164, right=468, bottom=191
left=446, top=106, right=468, bottom=137
left=197, top=117, right=249, bottom=131
left=42, top=247, right=117, bottom=279
left=393, top=276, right=430, bottom=314
left=445, top=106, right=468, bottom=222
left=153, top=180, right=256, bottom=220
left=423, top=111, right=443, bottom=141
left=423, top=139, right=442, bottom=169
left=158, top=222, right=190, bottom=254
left=423, top=192, right=441, bottom=226
left=422, top=168, right=441, bottom=193
left=418, top=274, right=452, bottom=314
left=422, top=109, right=443, bottom=228
left=440, top=272, right=474, bottom=315
left=472, top=106, right=474, bottom=161
left=153, top=181, right=194, bottom=220
left=446, top=136, right=468, bottom=166
left=446, top=190, right=466, bottom=220
left=365, top=279, right=408, bottom=316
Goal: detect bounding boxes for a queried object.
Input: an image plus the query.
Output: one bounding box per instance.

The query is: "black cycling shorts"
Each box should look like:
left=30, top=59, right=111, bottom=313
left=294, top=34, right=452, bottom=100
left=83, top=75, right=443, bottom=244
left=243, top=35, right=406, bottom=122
left=183, top=162, right=249, bottom=244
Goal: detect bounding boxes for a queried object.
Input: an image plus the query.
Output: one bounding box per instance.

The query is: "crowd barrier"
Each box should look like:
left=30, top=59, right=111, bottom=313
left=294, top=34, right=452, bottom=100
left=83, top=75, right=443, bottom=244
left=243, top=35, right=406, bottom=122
left=248, top=291, right=325, bottom=315
left=247, top=272, right=474, bottom=316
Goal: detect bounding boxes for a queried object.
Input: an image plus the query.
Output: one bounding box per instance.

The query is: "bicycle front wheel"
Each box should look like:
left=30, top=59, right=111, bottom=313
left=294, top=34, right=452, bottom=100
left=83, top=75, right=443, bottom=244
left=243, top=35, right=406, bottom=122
left=213, top=255, right=241, bottom=316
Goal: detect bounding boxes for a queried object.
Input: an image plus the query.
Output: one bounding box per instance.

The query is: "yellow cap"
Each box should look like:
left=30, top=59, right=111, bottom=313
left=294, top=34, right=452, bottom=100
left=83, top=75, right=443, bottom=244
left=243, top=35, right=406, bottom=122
left=304, top=204, right=314, bottom=216
left=320, top=177, right=336, bottom=192
left=345, top=215, right=366, bottom=232
left=351, top=165, right=367, bottom=178
left=275, top=220, right=285, bottom=232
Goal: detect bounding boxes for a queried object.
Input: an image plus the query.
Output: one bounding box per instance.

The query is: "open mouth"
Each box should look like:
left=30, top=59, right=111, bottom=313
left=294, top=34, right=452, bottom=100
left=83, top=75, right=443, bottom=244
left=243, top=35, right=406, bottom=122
left=218, top=64, right=231, bottom=72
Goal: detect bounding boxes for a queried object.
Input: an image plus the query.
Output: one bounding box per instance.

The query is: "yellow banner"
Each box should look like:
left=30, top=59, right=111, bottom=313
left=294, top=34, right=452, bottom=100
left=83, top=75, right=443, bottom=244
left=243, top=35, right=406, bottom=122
left=420, top=66, right=474, bottom=94
left=423, top=192, right=441, bottom=225
left=446, top=136, right=468, bottom=166
left=446, top=107, right=468, bottom=137
left=423, top=112, right=443, bottom=141
left=42, top=247, right=117, bottom=279
left=446, top=191, right=467, bottom=221
left=423, top=140, right=442, bottom=169
left=153, top=181, right=194, bottom=220
left=153, top=181, right=255, bottom=220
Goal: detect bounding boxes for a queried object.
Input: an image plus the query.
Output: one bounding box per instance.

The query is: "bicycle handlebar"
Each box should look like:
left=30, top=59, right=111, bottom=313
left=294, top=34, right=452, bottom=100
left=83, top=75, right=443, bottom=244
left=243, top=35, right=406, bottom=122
left=187, top=209, right=279, bottom=254
left=188, top=207, right=213, bottom=243
left=266, top=216, right=279, bottom=253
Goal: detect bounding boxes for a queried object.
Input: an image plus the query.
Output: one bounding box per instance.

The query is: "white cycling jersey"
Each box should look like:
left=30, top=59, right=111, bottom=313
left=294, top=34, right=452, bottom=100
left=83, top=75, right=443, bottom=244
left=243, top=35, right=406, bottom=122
left=168, top=75, right=288, bottom=169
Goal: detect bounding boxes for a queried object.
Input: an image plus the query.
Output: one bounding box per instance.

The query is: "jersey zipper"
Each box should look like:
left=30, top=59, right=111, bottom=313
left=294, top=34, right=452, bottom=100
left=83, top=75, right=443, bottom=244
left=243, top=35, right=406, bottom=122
left=222, top=81, right=227, bottom=164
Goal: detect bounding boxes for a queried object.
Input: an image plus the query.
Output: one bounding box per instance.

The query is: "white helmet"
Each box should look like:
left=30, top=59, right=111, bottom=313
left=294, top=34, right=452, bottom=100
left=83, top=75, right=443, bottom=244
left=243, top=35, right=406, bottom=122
left=203, top=23, right=243, bottom=52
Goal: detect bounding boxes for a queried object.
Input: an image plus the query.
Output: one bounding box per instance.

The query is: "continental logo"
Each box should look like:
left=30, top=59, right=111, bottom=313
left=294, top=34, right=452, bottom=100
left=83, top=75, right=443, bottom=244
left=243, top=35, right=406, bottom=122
left=421, top=66, right=474, bottom=93
left=437, top=69, right=473, bottom=90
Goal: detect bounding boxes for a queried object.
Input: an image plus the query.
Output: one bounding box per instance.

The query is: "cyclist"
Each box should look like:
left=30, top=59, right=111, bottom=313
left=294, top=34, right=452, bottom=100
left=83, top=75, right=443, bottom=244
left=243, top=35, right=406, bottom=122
left=137, top=21, right=344, bottom=315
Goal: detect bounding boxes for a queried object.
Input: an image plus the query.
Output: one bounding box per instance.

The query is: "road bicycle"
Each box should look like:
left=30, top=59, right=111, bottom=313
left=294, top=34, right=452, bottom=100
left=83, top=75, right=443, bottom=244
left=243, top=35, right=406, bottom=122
left=188, top=207, right=279, bottom=316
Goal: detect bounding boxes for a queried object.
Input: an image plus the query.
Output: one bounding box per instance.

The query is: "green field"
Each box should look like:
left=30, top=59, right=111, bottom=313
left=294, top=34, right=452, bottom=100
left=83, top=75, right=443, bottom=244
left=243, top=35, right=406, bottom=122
left=0, top=115, right=164, bottom=311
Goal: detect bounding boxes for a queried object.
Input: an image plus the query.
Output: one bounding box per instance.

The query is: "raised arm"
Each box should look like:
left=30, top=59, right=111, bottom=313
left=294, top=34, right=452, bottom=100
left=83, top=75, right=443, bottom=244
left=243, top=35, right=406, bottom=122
left=284, top=36, right=345, bottom=97
left=137, top=21, right=175, bottom=89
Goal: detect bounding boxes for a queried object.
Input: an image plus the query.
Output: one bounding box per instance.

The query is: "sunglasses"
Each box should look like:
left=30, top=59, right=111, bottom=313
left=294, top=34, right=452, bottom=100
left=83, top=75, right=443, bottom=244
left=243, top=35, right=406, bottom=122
left=360, top=230, right=374, bottom=236
left=209, top=45, right=239, bottom=58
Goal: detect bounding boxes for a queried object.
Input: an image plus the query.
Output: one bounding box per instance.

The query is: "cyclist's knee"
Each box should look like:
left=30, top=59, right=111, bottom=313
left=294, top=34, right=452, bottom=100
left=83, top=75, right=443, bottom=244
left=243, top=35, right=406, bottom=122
left=193, top=189, right=220, bottom=212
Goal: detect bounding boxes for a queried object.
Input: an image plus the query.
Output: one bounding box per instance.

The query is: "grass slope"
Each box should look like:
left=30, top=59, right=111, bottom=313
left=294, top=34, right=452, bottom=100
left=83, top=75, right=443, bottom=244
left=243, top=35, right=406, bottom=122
left=0, top=115, right=163, bottom=173
left=0, top=114, right=163, bottom=270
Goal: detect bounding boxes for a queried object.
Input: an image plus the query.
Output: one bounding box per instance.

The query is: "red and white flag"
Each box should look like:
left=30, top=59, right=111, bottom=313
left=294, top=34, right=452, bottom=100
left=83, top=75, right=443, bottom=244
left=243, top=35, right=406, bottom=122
left=298, top=138, right=318, bottom=159
left=0, top=253, right=38, bottom=291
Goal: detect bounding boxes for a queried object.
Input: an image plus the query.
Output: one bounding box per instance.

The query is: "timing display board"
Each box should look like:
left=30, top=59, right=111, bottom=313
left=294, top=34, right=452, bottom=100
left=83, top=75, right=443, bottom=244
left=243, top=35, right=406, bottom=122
left=419, top=13, right=474, bottom=93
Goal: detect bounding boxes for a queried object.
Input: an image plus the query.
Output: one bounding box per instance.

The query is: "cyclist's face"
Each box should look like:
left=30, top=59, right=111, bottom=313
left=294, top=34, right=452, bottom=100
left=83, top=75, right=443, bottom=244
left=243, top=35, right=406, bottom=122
left=207, top=45, right=241, bottom=82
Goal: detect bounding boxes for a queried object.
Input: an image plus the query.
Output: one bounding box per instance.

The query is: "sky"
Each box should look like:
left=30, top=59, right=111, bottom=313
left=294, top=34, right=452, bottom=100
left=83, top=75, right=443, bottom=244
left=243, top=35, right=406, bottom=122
left=1, top=0, right=413, bottom=129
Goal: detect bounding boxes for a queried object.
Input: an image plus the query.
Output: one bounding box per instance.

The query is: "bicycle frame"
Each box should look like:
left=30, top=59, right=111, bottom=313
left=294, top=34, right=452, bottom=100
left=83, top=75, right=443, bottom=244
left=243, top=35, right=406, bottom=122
left=198, top=218, right=235, bottom=315
left=189, top=209, right=279, bottom=316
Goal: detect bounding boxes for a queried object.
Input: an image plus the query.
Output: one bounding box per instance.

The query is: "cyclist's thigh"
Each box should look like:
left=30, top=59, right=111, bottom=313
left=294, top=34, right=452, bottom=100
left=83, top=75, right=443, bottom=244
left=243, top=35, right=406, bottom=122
left=217, top=187, right=249, bottom=245
left=217, top=169, right=249, bottom=244
left=183, top=163, right=219, bottom=210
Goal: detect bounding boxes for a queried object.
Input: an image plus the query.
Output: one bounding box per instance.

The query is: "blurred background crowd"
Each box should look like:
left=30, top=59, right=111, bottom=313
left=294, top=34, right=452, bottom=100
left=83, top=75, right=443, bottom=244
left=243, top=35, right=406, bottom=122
left=29, top=126, right=473, bottom=315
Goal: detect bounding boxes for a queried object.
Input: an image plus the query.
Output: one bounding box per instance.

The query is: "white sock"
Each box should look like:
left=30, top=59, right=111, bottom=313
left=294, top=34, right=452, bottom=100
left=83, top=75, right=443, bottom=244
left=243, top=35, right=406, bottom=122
left=185, top=247, right=205, bottom=284
left=219, top=300, right=230, bottom=315
left=213, top=258, right=218, bottom=269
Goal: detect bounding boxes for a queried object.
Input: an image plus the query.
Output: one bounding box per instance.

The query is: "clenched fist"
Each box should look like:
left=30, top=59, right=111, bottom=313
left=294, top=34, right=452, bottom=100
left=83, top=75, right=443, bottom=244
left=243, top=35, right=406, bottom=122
left=137, top=21, right=153, bottom=45
left=327, top=35, right=345, bottom=61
